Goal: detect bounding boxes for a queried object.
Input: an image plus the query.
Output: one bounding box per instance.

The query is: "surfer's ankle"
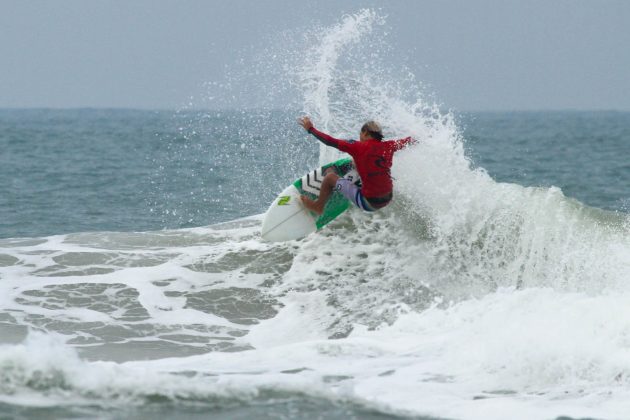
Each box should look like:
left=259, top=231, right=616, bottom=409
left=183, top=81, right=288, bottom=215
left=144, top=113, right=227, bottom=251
left=300, top=195, right=313, bottom=207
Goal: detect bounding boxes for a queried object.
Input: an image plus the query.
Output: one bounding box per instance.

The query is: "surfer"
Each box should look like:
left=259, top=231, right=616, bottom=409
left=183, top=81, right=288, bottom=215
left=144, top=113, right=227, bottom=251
left=298, top=116, right=416, bottom=214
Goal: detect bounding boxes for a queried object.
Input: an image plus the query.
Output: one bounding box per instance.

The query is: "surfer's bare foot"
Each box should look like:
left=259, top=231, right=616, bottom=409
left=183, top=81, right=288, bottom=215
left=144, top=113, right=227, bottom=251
left=300, top=195, right=323, bottom=215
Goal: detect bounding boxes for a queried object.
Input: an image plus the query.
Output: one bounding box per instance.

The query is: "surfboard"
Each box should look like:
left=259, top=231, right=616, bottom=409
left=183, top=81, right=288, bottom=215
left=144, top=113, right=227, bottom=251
left=261, top=157, right=360, bottom=242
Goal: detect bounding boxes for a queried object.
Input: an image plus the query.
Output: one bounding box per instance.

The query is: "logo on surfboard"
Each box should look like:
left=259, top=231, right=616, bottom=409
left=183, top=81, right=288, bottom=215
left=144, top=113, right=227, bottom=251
left=278, top=196, right=291, bottom=206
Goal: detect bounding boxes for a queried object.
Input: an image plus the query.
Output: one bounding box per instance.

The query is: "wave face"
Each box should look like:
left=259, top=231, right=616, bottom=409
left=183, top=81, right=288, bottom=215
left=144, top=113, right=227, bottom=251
left=2, top=9, right=630, bottom=420
left=294, top=9, right=630, bottom=298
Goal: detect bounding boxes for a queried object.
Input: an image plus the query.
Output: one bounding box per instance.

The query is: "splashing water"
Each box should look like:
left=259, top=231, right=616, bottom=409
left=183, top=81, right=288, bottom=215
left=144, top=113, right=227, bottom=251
left=292, top=8, right=630, bottom=303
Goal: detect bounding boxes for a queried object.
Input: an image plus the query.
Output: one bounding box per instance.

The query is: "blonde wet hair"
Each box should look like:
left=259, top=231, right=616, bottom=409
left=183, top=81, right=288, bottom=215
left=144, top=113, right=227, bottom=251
left=361, top=120, right=383, bottom=140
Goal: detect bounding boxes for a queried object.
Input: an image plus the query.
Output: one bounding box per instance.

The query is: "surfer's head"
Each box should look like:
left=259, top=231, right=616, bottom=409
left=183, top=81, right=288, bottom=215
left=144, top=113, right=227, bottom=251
left=360, top=120, right=383, bottom=141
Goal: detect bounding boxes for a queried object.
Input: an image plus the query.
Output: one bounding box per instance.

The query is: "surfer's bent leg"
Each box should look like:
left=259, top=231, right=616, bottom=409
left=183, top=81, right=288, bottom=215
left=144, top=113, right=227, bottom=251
left=301, top=172, right=339, bottom=215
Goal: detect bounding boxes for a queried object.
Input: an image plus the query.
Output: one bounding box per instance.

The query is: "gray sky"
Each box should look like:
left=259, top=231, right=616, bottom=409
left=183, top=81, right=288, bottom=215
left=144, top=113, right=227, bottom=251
left=1, top=0, right=629, bottom=111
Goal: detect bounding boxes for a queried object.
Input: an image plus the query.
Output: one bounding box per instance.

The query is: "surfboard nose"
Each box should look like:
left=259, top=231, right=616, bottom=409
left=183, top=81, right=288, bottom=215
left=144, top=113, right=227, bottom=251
left=261, top=185, right=317, bottom=242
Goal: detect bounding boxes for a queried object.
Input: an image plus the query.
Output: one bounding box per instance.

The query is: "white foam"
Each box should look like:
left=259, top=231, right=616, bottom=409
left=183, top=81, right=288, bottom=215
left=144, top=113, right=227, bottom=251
left=247, top=291, right=333, bottom=348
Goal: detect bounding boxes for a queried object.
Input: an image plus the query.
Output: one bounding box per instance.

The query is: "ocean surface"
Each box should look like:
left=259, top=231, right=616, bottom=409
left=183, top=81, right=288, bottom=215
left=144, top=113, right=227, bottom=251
left=2, top=10, right=630, bottom=420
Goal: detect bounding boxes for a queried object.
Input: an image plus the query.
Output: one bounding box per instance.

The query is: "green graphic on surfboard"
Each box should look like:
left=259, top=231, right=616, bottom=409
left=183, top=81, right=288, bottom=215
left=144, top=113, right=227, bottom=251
left=261, top=157, right=360, bottom=242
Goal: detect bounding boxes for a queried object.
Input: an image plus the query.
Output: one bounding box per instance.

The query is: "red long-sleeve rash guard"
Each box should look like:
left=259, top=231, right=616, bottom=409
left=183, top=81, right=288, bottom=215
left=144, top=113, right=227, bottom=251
left=308, top=127, right=415, bottom=198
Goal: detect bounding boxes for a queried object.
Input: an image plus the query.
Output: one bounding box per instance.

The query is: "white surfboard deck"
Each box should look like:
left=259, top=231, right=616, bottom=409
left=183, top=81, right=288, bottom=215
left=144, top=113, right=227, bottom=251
left=260, top=185, right=317, bottom=242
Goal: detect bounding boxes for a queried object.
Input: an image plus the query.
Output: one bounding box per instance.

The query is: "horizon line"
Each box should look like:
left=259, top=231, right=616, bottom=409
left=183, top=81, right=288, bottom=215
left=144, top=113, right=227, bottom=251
left=1, top=106, right=629, bottom=114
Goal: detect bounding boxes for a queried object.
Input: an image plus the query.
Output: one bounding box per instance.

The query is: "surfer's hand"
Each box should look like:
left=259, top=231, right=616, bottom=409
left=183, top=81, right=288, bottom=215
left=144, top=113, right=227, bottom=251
left=299, top=116, right=313, bottom=132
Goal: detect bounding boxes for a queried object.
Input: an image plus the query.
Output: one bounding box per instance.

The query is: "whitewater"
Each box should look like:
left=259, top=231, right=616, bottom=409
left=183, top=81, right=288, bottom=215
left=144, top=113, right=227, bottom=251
left=2, top=9, right=630, bottom=419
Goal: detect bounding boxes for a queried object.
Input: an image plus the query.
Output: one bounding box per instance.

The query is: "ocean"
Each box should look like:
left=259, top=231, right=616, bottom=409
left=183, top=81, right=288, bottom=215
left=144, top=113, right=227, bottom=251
left=2, top=9, right=630, bottom=420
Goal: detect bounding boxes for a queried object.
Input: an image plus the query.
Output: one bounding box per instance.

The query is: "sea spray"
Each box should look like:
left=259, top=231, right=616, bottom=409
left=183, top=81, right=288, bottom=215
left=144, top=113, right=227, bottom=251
left=290, top=8, right=630, bottom=303
left=299, top=9, right=384, bottom=145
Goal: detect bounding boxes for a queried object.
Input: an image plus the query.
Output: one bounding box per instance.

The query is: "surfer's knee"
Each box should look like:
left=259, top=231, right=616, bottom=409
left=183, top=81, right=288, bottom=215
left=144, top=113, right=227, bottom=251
left=323, top=172, right=340, bottom=186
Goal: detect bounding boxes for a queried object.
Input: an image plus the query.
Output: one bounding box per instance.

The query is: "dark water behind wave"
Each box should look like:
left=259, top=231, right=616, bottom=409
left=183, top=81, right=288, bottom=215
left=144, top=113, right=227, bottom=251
left=461, top=110, right=630, bottom=212
left=1, top=109, right=629, bottom=239
left=1, top=109, right=317, bottom=239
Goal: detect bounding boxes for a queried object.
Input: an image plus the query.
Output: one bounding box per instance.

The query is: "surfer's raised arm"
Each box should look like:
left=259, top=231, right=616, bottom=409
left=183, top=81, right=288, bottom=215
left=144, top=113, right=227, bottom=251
left=393, top=136, right=418, bottom=151
left=298, top=116, right=354, bottom=153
